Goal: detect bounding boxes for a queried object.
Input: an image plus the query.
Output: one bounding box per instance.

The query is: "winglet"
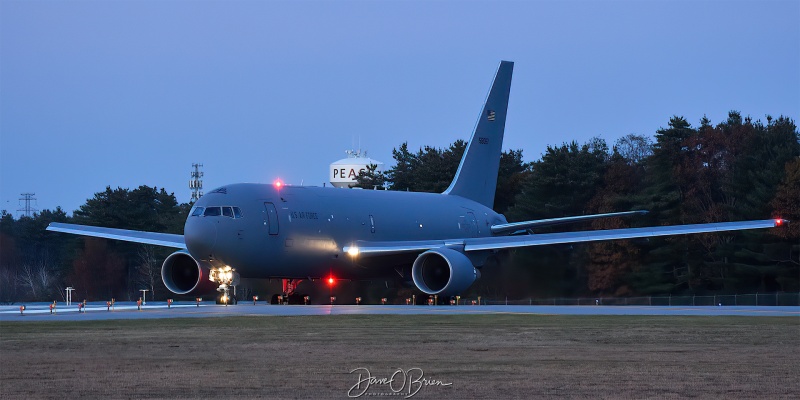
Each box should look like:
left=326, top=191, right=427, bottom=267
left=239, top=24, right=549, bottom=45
left=443, top=61, right=514, bottom=208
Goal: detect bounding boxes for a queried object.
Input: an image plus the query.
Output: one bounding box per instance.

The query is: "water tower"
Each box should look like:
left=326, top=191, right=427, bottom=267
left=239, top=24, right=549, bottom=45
left=329, top=149, right=384, bottom=188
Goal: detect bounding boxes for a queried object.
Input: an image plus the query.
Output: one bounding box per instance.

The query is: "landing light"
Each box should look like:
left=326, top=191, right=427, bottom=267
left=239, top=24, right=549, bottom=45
left=210, top=266, right=236, bottom=285
left=347, top=246, right=359, bottom=257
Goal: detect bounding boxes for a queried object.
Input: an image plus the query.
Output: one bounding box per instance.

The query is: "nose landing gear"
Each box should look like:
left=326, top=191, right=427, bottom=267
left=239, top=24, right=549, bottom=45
left=210, top=266, right=240, bottom=305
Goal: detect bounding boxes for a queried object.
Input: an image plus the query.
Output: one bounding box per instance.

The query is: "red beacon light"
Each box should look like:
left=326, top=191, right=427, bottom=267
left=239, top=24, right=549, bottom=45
left=327, top=276, right=335, bottom=286
left=775, top=219, right=784, bottom=226
left=274, top=180, right=283, bottom=189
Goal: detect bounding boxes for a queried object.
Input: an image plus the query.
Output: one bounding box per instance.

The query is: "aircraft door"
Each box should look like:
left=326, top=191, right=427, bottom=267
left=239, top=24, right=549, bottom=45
left=466, top=212, right=479, bottom=237
left=460, top=212, right=479, bottom=237
left=264, top=202, right=279, bottom=235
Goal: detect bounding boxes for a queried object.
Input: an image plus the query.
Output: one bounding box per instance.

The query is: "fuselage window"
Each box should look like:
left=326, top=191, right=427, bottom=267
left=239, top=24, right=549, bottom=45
left=191, top=207, right=205, bottom=217
left=222, top=207, right=234, bottom=218
left=233, top=207, right=243, bottom=219
left=204, top=207, right=222, bottom=217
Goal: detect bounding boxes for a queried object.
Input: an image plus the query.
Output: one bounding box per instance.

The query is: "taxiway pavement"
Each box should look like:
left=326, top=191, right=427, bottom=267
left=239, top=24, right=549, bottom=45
left=1, top=301, right=797, bottom=322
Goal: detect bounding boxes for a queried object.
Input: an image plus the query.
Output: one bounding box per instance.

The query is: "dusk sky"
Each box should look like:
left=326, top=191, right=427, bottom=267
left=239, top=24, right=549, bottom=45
left=1, top=0, right=798, bottom=216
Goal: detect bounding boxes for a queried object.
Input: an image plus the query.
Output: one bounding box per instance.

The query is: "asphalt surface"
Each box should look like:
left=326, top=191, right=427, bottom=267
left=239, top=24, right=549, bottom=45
left=1, top=301, right=798, bottom=322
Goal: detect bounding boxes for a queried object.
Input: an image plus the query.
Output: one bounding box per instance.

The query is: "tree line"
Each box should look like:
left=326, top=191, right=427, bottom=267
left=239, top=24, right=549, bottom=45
left=358, top=112, right=799, bottom=298
left=0, top=187, right=187, bottom=303
left=1, top=112, right=797, bottom=302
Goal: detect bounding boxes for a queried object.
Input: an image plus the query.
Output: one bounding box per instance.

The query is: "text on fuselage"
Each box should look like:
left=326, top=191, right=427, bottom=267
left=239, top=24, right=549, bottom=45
left=290, top=211, right=319, bottom=220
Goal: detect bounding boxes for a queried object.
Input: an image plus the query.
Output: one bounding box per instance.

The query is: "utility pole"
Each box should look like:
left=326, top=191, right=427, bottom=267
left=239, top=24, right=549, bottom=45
left=17, top=193, right=37, bottom=217
left=190, top=163, right=204, bottom=203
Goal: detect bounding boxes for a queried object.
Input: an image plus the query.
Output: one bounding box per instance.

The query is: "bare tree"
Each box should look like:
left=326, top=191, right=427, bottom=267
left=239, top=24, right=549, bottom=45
left=15, top=259, right=59, bottom=301
left=135, top=245, right=160, bottom=301
left=615, top=134, right=653, bottom=165
left=36, top=260, right=58, bottom=299
left=17, top=264, right=38, bottom=299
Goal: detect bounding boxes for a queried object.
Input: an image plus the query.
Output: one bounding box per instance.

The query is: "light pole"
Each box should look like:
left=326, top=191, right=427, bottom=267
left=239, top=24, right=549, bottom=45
left=65, top=287, right=75, bottom=306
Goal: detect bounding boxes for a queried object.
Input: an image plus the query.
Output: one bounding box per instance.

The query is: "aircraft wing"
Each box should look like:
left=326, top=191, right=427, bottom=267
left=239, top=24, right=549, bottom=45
left=47, top=222, right=186, bottom=249
left=345, top=219, right=786, bottom=255
left=490, top=210, right=649, bottom=234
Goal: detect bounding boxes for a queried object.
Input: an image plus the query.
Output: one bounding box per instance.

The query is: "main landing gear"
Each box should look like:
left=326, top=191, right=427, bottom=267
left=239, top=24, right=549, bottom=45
left=271, top=279, right=308, bottom=304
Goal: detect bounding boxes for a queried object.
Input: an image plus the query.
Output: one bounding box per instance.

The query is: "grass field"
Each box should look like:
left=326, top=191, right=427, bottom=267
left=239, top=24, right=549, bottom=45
left=1, top=315, right=798, bottom=399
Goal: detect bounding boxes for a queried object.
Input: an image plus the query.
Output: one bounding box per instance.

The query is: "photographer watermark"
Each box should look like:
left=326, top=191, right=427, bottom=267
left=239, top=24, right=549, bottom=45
left=347, top=367, right=452, bottom=398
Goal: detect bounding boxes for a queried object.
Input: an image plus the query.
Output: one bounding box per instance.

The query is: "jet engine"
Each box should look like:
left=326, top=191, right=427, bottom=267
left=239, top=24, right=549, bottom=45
left=161, top=250, right=217, bottom=295
left=411, top=248, right=479, bottom=296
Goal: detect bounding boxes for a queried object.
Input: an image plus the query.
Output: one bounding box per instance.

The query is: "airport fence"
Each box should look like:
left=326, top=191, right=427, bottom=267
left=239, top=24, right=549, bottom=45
left=480, top=292, right=800, bottom=306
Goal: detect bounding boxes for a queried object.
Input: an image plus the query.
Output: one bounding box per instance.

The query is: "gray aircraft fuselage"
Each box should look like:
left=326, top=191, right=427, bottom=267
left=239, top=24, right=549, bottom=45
left=186, top=183, right=507, bottom=281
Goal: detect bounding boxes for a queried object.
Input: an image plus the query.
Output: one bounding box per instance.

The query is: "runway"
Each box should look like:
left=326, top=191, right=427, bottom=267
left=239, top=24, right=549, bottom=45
left=1, top=301, right=798, bottom=322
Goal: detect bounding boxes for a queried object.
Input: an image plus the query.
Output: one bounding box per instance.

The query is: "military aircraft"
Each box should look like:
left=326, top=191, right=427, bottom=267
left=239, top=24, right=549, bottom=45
left=48, top=61, right=786, bottom=300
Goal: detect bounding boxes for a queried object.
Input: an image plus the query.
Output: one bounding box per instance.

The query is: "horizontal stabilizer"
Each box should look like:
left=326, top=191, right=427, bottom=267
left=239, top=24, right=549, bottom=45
left=491, top=210, right=649, bottom=235
left=47, top=222, right=186, bottom=249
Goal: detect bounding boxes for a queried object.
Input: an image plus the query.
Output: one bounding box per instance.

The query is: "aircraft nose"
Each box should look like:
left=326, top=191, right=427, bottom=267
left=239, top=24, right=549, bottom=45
left=185, top=219, right=217, bottom=257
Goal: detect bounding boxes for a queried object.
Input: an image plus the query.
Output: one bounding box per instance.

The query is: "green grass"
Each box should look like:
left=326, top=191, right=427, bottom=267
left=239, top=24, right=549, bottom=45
left=2, top=315, right=798, bottom=399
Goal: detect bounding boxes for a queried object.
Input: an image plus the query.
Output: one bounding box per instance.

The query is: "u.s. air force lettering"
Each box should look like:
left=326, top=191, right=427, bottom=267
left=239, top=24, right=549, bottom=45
left=290, top=211, right=319, bottom=220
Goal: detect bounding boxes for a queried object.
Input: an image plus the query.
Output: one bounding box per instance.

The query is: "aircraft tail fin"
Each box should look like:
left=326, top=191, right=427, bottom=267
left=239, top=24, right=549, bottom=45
left=443, top=61, right=513, bottom=209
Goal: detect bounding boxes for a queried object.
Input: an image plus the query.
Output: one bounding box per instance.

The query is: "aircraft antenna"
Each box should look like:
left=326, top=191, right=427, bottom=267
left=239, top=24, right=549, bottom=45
left=190, top=163, right=204, bottom=203
left=17, top=193, right=37, bottom=218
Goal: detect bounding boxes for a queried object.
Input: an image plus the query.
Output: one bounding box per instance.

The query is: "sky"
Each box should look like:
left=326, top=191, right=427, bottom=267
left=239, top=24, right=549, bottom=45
left=1, top=0, right=798, bottom=216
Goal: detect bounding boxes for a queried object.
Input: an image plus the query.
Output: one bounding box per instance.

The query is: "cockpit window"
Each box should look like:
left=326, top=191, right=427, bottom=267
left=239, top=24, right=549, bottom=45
left=203, top=207, right=222, bottom=217
left=197, top=206, right=242, bottom=218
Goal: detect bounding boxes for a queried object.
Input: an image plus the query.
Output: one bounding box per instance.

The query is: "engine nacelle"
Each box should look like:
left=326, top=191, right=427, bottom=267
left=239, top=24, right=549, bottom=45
left=411, top=248, right=479, bottom=296
left=161, top=250, right=217, bottom=295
